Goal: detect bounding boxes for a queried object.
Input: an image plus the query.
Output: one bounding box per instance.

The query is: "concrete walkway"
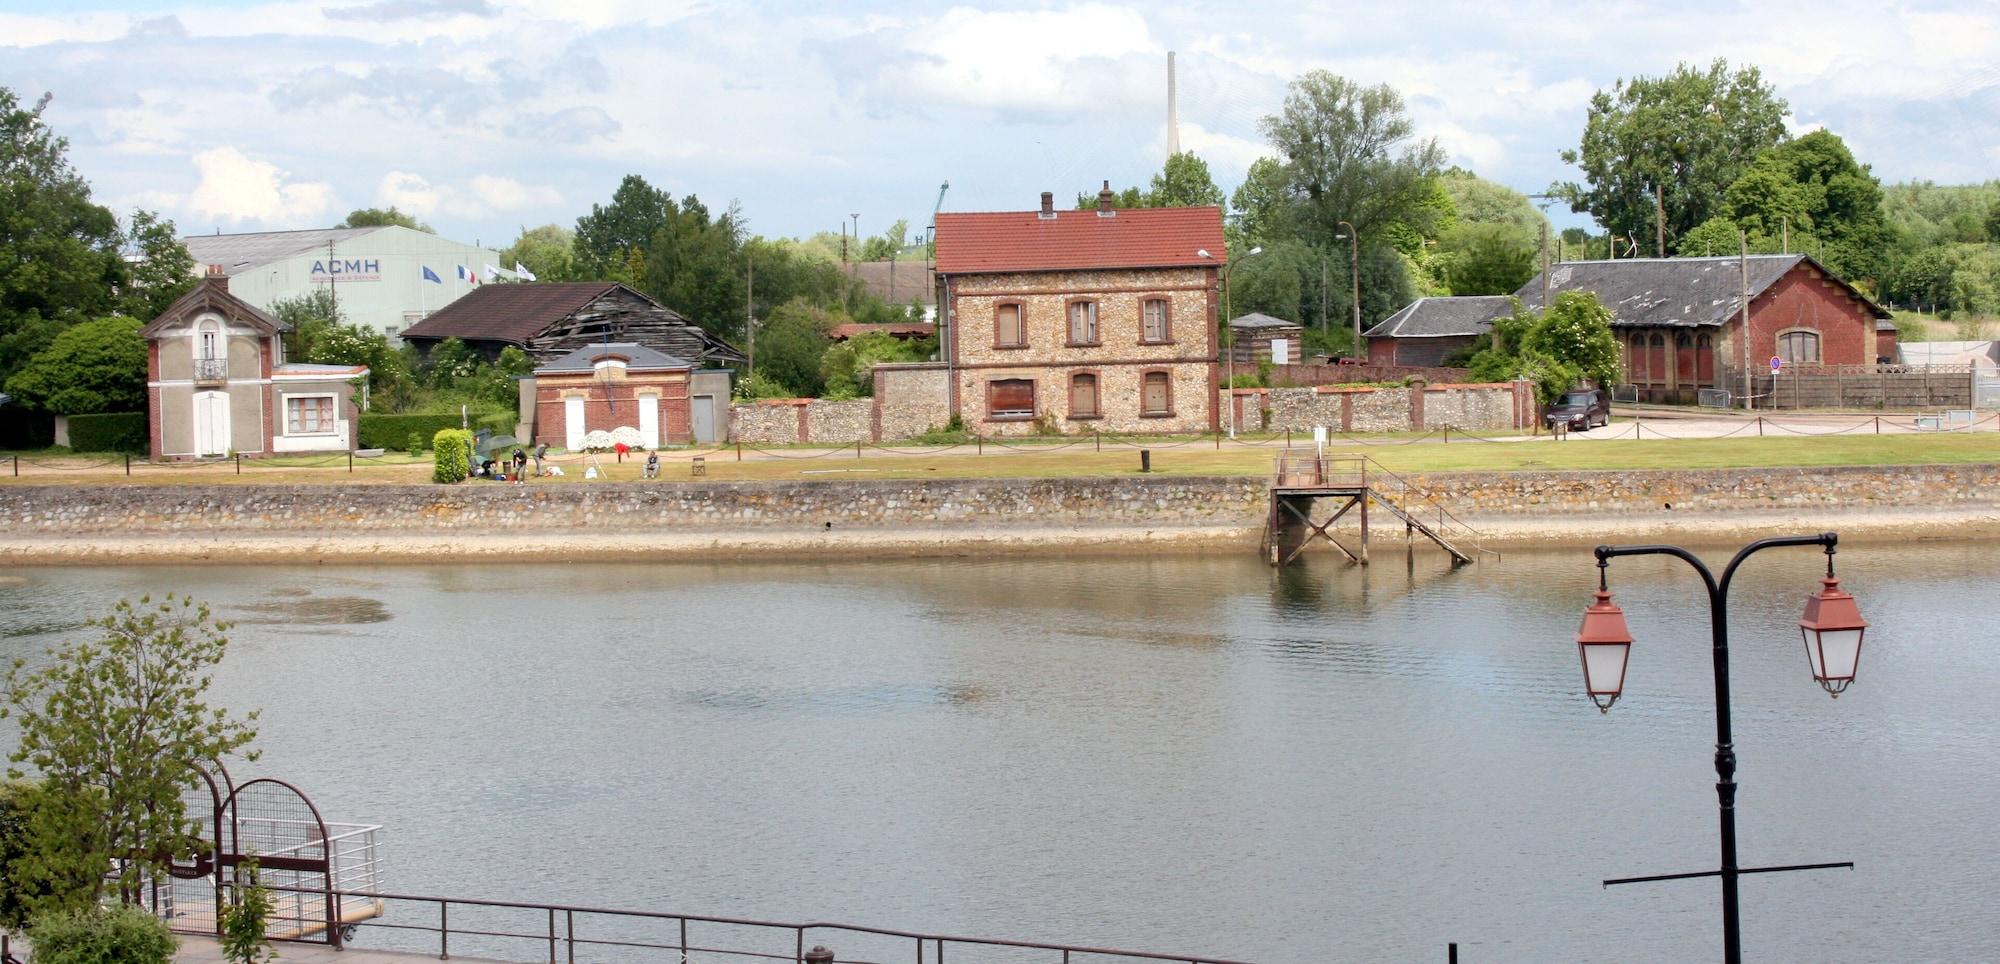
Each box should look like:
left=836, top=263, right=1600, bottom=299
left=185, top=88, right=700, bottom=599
left=177, top=937, right=503, bottom=964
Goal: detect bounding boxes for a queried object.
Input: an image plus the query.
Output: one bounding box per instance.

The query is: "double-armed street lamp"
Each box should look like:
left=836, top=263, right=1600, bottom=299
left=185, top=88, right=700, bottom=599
left=1574, top=533, right=1869, bottom=963
left=1200, top=246, right=1261, bottom=438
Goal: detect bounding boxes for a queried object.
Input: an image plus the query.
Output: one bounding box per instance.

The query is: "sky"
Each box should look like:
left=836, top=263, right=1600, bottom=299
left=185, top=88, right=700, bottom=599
left=3, top=0, right=1997, bottom=249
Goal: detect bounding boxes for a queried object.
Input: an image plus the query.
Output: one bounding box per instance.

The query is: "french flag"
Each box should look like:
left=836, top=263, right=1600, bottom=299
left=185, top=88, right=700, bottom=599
left=457, top=265, right=478, bottom=285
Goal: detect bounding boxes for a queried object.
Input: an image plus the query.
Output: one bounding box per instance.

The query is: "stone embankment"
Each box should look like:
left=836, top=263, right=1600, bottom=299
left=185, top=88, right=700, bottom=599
left=2, top=463, right=1996, bottom=564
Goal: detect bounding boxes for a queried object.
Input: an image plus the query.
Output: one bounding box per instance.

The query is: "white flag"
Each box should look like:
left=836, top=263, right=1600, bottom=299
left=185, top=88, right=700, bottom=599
left=483, top=263, right=501, bottom=282
left=515, top=261, right=538, bottom=282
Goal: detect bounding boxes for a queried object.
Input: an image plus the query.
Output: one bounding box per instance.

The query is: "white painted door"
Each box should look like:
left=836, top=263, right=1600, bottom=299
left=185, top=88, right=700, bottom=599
left=638, top=395, right=660, bottom=449
left=194, top=391, right=230, bottom=456
left=564, top=396, right=585, bottom=451
left=1270, top=338, right=1290, bottom=365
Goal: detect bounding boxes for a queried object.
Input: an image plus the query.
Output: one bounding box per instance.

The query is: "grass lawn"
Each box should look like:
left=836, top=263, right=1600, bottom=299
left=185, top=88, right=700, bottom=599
left=4, top=431, right=1992, bottom=487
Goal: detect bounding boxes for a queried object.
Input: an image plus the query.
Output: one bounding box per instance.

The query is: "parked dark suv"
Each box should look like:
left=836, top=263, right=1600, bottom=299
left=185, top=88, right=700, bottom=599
left=1544, top=388, right=1611, bottom=431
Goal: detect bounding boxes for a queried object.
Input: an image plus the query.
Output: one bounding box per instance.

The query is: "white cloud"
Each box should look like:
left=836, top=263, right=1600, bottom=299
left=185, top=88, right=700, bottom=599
left=859, top=4, right=1163, bottom=115
left=185, top=147, right=336, bottom=225
left=377, top=170, right=561, bottom=217
left=1173, top=122, right=1269, bottom=171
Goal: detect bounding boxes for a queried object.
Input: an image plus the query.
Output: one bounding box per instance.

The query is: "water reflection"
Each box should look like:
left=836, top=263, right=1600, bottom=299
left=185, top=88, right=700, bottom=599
left=0, top=542, right=1992, bottom=963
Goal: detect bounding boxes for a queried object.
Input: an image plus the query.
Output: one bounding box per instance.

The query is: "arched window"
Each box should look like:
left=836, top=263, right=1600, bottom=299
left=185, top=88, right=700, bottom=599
left=1778, top=330, right=1821, bottom=364
left=1069, top=372, right=1099, bottom=417
left=1696, top=334, right=1715, bottom=384
left=197, top=319, right=220, bottom=361
left=1676, top=333, right=1696, bottom=383
left=1648, top=334, right=1667, bottom=382
left=1630, top=333, right=1649, bottom=381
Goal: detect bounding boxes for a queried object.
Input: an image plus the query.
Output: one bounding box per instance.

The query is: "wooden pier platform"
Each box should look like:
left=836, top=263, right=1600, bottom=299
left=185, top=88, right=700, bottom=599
left=1264, top=452, right=1477, bottom=567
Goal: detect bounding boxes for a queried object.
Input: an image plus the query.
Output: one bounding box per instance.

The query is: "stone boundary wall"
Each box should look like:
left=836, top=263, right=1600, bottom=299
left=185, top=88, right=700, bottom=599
left=4, top=464, right=1995, bottom=538
left=1268, top=363, right=1470, bottom=387
left=1228, top=382, right=1533, bottom=433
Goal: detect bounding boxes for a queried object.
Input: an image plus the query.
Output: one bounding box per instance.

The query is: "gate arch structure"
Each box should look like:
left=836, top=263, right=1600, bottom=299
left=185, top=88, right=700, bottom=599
left=153, top=764, right=383, bottom=947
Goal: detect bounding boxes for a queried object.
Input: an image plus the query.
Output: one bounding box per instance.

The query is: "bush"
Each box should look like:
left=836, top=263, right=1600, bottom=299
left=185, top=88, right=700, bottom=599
left=432, top=429, right=473, bottom=484
left=405, top=431, right=426, bottom=455
left=27, top=906, right=178, bottom=964
left=217, top=861, right=275, bottom=964
left=65, top=413, right=147, bottom=453
left=359, top=413, right=481, bottom=450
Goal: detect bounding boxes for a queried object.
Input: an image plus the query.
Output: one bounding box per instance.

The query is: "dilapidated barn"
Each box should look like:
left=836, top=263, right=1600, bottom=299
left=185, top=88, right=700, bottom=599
left=399, top=282, right=745, bottom=366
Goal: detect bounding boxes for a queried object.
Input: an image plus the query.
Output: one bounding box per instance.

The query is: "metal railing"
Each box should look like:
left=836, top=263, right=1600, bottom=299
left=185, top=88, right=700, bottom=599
left=195, top=357, right=228, bottom=382
left=241, top=883, right=1252, bottom=964
left=1270, top=452, right=1487, bottom=553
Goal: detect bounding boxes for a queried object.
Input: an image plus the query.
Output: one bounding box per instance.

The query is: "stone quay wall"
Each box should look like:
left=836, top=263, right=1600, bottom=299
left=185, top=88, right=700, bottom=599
left=3, top=464, right=1996, bottom=540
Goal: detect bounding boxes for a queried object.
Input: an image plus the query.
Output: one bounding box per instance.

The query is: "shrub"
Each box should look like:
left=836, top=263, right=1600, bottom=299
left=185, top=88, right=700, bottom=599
left=405, top=431, right=425, bottom=455
left=217, top=861, right=275, bottom=964
left=432, top=429, right=473, bottom=484
left=27, top=906, right=178, bottom=964
left=65, top=413, right=147, bottom=453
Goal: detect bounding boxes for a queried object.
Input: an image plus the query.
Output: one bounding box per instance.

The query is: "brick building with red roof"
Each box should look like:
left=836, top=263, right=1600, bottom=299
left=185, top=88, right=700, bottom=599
left=933, top=186, right=1225, bottom=435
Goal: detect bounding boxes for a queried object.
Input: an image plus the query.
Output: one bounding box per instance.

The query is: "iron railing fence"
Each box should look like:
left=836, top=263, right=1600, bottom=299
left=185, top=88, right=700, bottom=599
left=194, top=357, right=228, bottom=381
left=233, top=883, right=1253, bottom=964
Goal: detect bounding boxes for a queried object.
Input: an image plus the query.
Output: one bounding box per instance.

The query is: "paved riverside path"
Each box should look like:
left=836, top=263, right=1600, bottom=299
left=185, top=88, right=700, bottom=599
left=178, top=938, right=501, bottom=964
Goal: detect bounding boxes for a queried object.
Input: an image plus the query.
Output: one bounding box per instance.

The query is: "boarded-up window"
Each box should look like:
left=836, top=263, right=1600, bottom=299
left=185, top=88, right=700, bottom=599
left=1069, top=373, right=1099, bottom=417
left=989, top=378, right=1035, bottom=418
left=1630, top=333, right=1648, bottom=381
left=1068, top=301, right=1098, bottom=344
left=995, top=304, right=1024, bottom=347
left=1778, top=330, right=1821, bottom=364
left=1142, top=299, right=1170, bottom=342
left=1141, top=371, right=1171, bottom=415
left=1696, top=334, right=1715, bottom=383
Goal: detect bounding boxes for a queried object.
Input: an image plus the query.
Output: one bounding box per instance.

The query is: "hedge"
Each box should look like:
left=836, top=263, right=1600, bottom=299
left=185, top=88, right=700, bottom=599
left=358, top=413, right=497, bottom=450
left=66, top=413, right=148, bottom=453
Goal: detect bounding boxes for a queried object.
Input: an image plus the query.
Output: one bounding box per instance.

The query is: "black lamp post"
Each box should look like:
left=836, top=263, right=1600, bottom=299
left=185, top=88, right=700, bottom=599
left=1577, top=533, right=1868, bottom=964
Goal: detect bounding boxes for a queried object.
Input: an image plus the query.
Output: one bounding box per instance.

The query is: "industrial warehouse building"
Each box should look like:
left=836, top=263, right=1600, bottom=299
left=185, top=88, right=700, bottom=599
left=181, top=226, right=500, bottom=342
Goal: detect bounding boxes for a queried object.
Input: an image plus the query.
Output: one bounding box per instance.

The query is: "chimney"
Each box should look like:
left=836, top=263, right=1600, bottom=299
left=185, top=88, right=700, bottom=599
left=1097, top=180, right=1116, bottom=216
left=205, top=264, right=226, bottom=278
left=1038, top=191, right=1056, bottom=219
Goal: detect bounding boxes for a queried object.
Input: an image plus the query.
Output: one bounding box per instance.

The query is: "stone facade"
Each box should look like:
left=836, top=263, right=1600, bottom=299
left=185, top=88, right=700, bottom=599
left=949, top=267, right=1217, bottom=435
left=874, top=363, right=952, bottom=439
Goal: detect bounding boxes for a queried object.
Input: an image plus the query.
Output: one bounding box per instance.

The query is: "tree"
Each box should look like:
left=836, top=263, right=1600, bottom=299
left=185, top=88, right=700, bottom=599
left=1439, top=169, right=1547, bottom=245
left=120, top=211, right=195, bottom=319
left=753, top=300, right=834, bottom=397
left=337, top=206, right=431, bottom=233
left=1556, top=59, right=1789, bottom=252
left=499, top=225, right=579, bottom=283
left=1466, top=293, right=1621, bottom=405
left=1257, top=71, right=1447, bottom=243
left=1441, top=224, right=1537, bottom=296
left=1986, top=201, right=2000, bottom=243
left=573, top=175, right=675, bottom=278
left=271, top=288, right=342, bottom=362
left=0, top=87, right=127, bottom=384
left=2, top=596, right=258, bottom=914
left=1090, top=153, right=1228, bottom=211
left=3, top=316, right=146, bottom=415
left=859, top=219, right=910, bottom=261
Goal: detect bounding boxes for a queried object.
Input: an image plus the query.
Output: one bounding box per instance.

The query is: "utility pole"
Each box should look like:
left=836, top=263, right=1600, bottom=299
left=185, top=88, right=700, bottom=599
left=326, top=240, right=339, bottom=321
left=1336, top=220, right=1360, bottom=356
left=1320, top=257, right=1330, bottom=334
left=1655, top=185, right=1667, bottom=257
left=1739, top=231, right=1753, bottom=409
left=850, top=213, right=860, bottom=280
left=745, top=255, right=755, bottom=375
left=1782, top=216, right=1790, bottom=254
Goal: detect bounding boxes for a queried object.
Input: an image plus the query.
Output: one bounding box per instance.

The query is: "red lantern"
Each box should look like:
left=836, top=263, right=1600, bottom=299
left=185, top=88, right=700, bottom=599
left=1799, top=575, right=1867, bottom=697
left=1577, top=589, right=1634, bottom=713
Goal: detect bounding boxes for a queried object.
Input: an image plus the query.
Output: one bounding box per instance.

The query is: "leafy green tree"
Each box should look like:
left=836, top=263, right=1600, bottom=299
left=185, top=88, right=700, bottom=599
left=26, top=905, right=177, bottom=964
left=1556, top=59, right=1789, bottom=252
left=119, top=211, right=195, bottom=319
left=1466, top=293, right=1620, bottom=404
left=573, top=175, right=675, bottom=278
left=1676, top=217, right=1747, bottom=257
left=1438, top=168, right=1547, bottom=245
left=1075, top=184, right=1147, bottom=210
left=217, top=858, right=275, bottom=964
left=1441, top=224, right=1537, bottom=295
left=1227, top=157, right=1295, bottom=251
left=753, top=300, right=834, bottom=397
left=1257, top=71, right=1447, bottom=243
left=337, top=206, right=431, bottom=233
left=271, top=288, right=342, bottom=361
left=0, top=87, right=127, bottom=384
left=859, top=219, right=910, bottom=261
left=1986, top=201, right=2000, bottom=243
left=499, top=224, right=579, bottom=282
left=2, top=596, right=258, bottom=913
left=1710, top=131, right=1891, bottom=281
left=302, top=323, right=413, bottom=406
left=820, top=331, right=929, bottom=399
left=1151, top=152, right=1226, bottom=208
left=3, top=316, right=146, bottom=414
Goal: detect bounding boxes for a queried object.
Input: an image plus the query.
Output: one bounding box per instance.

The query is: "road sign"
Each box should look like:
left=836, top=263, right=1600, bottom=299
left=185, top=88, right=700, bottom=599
left=1770, top=355, right=1783, bottom=373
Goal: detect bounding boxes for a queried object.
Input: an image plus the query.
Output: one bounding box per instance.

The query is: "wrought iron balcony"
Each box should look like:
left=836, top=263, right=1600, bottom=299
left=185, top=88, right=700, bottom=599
left=193, top=357, right=227, bottom=383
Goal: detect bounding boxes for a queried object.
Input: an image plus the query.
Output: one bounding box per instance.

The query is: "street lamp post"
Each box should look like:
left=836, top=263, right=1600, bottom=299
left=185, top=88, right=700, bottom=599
left=1576, top=533, right=1869, bottom=963
left=1334, top=221, right=1360, bottom=358
left=1201, top=246, right=1261, bottom=438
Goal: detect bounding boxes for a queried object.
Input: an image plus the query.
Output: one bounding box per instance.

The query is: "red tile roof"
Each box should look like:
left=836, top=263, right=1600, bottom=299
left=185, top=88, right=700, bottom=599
left=934, top=206, right=1225, bottom=274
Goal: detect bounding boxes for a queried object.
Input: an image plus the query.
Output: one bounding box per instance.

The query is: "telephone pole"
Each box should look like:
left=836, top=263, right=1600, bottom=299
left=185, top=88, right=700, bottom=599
left=1655, top=185, right=1667, bottom=257
left=326, top=240, right=339, bottom=321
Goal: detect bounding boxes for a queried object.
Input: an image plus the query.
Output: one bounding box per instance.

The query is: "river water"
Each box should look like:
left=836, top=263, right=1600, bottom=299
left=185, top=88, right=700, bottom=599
left=1, top=542, right=1994, bottom=962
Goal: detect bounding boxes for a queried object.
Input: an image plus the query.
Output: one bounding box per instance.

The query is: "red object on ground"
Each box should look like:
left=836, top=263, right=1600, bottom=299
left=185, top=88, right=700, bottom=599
left=614, top=442, right=630, bottom=454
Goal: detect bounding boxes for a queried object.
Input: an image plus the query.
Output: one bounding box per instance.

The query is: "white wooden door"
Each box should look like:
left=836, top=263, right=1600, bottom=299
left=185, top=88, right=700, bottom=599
left=194, top=391, right=230, bottom=456
left=564, top=396, right=585, bottom=451
left=638, top=395, right=660, bottom=449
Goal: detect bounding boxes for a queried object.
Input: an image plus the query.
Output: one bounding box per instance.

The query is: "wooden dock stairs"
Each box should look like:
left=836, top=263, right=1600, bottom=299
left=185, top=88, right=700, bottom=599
left=1263, top=450, right=1480, bottom=567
